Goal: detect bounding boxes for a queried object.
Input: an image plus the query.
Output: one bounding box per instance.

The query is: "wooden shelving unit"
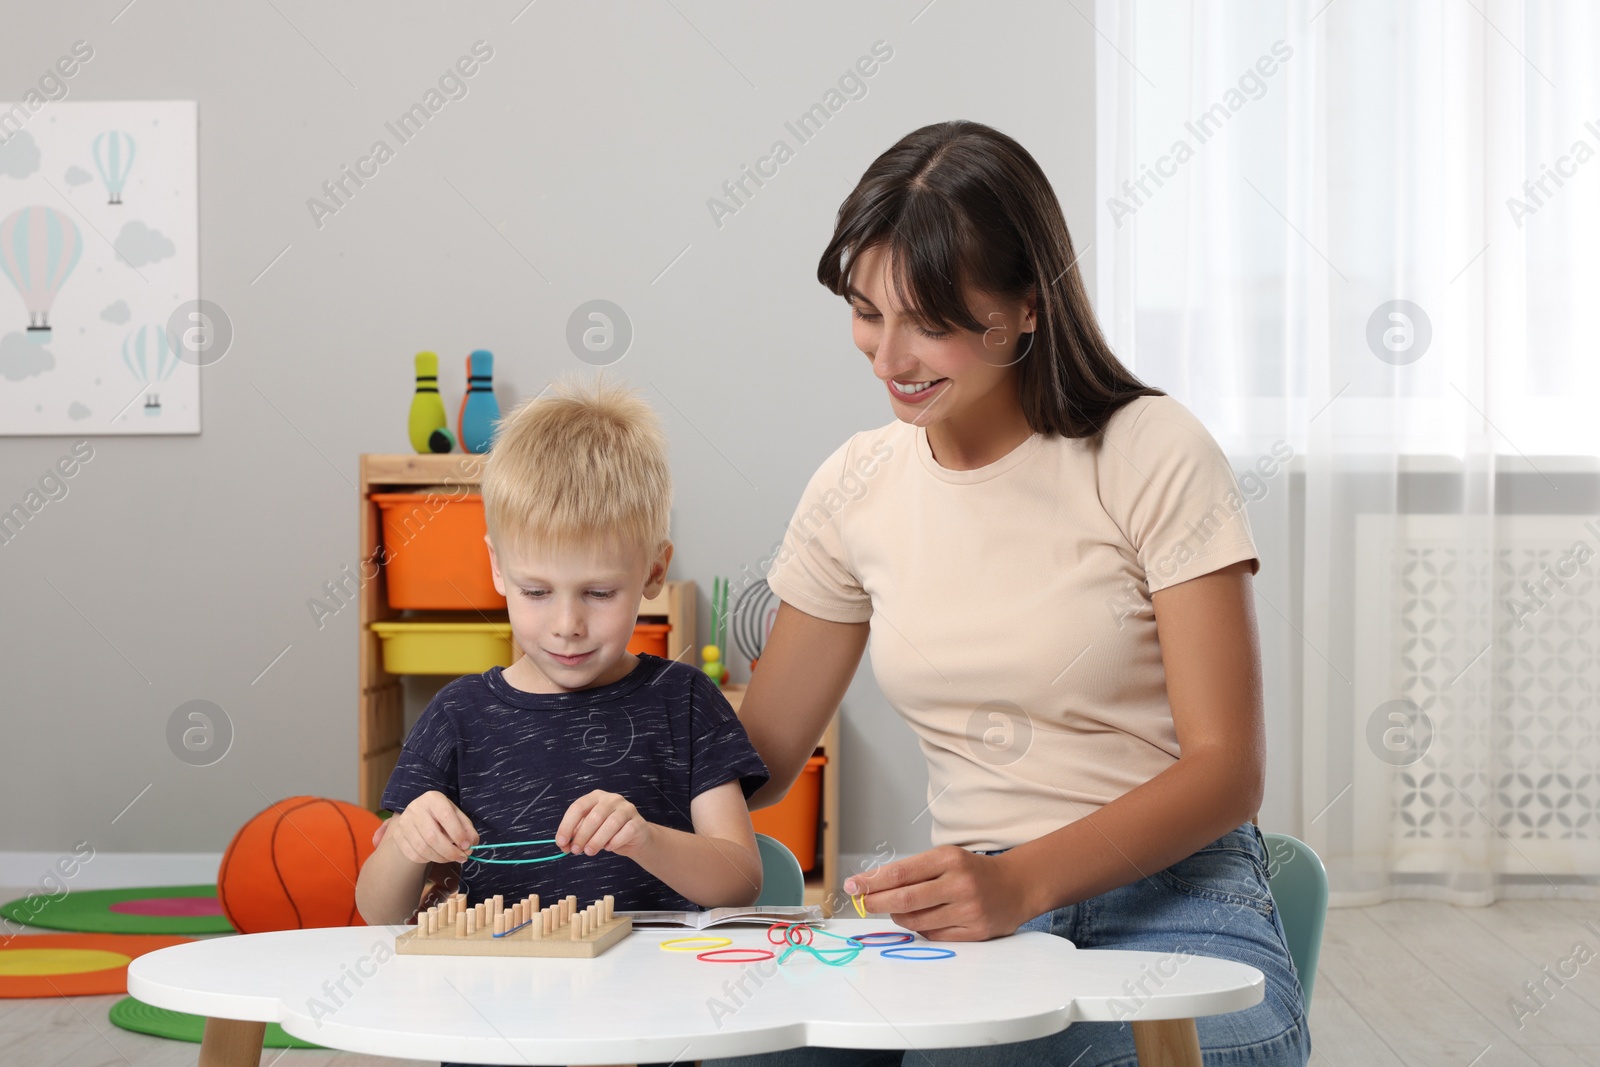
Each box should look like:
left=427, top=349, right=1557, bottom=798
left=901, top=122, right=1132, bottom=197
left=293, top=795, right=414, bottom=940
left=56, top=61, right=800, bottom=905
left=357, top=454, right=840, bottom=914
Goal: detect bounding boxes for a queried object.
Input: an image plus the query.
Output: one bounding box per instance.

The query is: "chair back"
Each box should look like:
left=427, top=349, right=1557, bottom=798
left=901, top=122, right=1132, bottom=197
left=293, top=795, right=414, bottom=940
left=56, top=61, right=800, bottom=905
left=1261, top=832, right=1329, bottom=1010
left=754, top=833, right=806, bottom=906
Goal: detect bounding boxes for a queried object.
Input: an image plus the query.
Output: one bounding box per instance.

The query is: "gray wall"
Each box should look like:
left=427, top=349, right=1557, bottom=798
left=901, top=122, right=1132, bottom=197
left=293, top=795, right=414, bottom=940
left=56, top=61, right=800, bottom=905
left=0, top=2, right=1097, bottom=865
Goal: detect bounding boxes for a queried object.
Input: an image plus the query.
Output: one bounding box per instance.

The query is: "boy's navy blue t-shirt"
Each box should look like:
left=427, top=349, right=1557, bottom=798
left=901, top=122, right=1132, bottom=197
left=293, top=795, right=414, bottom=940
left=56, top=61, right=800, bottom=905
left=380, top=653, right=769, bottom=913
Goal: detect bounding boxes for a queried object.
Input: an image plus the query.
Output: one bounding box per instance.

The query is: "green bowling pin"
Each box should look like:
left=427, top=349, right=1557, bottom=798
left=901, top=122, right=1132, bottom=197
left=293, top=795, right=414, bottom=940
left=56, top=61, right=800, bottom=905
left=408, top=351, right=454, bottom=453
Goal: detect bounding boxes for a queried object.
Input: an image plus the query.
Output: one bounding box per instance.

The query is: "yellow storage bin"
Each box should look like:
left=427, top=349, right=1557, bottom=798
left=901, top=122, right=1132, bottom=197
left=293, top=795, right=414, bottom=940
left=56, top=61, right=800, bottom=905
left=370, top=620, right=516, bottom=675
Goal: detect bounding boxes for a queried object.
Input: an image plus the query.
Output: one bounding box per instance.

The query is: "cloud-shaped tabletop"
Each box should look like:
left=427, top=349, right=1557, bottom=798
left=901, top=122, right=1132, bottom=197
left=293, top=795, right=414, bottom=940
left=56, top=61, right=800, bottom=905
left=128, top=921, right=1262, bottom=1064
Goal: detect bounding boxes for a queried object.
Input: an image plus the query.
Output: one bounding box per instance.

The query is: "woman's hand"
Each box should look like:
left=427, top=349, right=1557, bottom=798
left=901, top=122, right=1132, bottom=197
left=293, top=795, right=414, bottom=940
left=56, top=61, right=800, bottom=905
left=557, top=790, right=654, bottom=859
left=384, top=790, right=478, bottom=866
left=843, top=845, right=1033, bottom=941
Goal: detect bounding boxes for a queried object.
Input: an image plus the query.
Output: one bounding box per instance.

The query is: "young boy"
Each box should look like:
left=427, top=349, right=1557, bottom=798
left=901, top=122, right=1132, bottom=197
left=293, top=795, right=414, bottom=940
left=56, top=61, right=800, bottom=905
left=356, top=375, right=768, bottom=930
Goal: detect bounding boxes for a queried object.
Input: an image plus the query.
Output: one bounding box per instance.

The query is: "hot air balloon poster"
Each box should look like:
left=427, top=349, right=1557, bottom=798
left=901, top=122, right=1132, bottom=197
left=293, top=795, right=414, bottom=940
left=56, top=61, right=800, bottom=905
left=0, top=100, right=198, bottom=435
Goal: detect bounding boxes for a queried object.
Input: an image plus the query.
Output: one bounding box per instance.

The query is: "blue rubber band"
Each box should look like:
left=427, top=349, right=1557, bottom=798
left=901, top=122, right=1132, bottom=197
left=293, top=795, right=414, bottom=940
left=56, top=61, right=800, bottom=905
left=880, top=946, right=955, bottom=960
left=467, top=839, right=567, bottom=865
left=491, top=918, right=536, bottom=938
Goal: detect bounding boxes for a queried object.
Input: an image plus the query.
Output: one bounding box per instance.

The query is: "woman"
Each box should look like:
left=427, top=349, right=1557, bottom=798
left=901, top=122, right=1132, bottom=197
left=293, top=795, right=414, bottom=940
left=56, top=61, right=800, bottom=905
left=722, top=121, right=1310, bottom=1066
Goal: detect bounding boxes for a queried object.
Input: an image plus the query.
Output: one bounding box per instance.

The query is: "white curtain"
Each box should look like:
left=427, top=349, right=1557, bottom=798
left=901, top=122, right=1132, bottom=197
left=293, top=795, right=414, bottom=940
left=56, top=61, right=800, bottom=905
left=1095, top=0, right=1600, bottom=905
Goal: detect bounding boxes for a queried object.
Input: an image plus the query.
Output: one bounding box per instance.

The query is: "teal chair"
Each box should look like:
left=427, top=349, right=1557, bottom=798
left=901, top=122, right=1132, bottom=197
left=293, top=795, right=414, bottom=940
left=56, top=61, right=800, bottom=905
left=1261, top=832, right=1328, bottom=1010
left=754, top=833, right=806, bottom=906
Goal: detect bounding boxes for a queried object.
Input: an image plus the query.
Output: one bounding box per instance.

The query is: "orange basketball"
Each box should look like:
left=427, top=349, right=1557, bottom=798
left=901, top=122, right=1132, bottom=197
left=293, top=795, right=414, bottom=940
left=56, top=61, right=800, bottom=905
left=217, top=796, right=380, bottom=933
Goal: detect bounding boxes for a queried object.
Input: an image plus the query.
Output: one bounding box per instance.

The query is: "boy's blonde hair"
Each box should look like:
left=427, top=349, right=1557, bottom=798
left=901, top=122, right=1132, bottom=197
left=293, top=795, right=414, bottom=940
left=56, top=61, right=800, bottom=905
left=482, top=373, right=672, bottom=561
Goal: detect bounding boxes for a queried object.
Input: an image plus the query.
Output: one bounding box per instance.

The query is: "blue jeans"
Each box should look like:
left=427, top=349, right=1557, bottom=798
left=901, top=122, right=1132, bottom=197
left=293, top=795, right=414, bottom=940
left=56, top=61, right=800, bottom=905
left=704, top=822, right=1310, bottom=1067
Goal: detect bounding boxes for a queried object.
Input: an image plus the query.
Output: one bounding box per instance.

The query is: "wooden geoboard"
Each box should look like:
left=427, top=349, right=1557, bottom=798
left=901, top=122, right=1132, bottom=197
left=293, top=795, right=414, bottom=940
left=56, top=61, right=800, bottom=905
left=395, top=891, right=631, bottom=959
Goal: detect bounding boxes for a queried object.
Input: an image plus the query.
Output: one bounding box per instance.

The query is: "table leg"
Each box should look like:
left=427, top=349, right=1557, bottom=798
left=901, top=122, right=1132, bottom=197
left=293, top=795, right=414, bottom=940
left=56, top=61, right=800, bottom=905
left=1130, top=1017, right=1202, bottom=1067
left=198, top=1018, right=266, bottom=1067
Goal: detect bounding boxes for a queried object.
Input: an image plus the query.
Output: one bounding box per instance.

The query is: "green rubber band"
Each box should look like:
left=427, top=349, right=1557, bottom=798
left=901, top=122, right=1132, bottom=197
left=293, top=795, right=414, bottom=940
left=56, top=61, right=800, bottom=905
left=467, top=839, right=568, bottom=865
left=778, top=941, right=863, bottom=966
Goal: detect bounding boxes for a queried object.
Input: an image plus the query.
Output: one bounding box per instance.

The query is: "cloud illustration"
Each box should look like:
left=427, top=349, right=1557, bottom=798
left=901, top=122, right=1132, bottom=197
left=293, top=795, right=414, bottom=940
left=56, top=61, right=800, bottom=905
left=0, top=131, right=41, bottom=179
left=113, top=221, right=176, bottom=267
left=64, top=164, right=93, bottom=186
left=0, top=331, right=55, bottom=380
left=101, top=299, right=131, bottom=324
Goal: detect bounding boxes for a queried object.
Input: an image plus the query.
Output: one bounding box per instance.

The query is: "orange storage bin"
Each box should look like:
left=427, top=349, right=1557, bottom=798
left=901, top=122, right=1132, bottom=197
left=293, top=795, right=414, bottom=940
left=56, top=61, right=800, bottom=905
left=751, top=755, right=826, bottom=872
left=627, top=623, right=671, bottom=657
left=370, top=492, right=506, bottom=610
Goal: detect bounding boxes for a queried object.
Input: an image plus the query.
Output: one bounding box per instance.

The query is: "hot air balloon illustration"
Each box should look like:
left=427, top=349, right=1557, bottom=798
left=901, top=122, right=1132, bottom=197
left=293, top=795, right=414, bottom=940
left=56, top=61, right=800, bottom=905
left=123, top=323, right=180, bottom=416
left=93, top=130, right=136, bottom=205
left=0, top=206, right=83, bottom=339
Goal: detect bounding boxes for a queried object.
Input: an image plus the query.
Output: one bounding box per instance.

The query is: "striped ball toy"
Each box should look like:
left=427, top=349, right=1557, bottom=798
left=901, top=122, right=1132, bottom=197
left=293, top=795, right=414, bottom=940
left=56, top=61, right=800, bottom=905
left=217, top=796, right=380, bottom=933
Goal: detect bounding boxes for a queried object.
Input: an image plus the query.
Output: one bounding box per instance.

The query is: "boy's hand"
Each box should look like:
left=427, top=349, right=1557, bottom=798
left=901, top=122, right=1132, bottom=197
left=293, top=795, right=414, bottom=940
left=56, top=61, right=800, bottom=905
left=386, top=791, right=478, bottom=866
left=557, top=790, right=653, bottom=859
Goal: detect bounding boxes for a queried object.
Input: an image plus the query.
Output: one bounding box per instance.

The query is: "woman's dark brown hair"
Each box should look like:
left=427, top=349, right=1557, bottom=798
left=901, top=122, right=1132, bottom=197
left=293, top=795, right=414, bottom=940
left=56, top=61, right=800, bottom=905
left=817, top=120, right=1163, bottom=438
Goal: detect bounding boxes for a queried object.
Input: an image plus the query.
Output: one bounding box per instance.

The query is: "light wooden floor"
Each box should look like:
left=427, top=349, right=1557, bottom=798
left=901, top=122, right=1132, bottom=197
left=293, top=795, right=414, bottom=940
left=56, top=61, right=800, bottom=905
left=4, top=891, right=1598, bottom=1066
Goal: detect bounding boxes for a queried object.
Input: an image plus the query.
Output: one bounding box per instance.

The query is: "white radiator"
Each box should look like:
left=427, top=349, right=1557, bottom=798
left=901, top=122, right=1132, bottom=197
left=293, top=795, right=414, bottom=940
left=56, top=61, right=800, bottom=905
left=1354, top=514, right=1600, bottom=878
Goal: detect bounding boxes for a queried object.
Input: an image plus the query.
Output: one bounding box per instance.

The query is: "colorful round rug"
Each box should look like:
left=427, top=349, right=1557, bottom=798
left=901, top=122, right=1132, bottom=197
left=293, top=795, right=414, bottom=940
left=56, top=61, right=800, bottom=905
left=0, top=933, right=194, bottom=997
left=0, top=886, right=233, bottom=935
left=109, top=995, right=321, bottom=1048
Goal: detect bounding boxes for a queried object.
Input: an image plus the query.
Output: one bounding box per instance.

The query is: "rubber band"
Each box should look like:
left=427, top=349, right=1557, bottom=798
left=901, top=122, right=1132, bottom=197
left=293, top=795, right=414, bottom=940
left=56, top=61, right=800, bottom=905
left=880, top=946, right=955, bottom=960
left=467, top=838, right=566, bottom=863
left=492, top=918, right=536, bottom=938
left=808, top=927, right=865, bottom=946
left=778, top=941, right=862, bottom=966
left=696, top=948, right=775, bottom=963
left=767, top=922, right=813, bottom=946
left=850, top=891, right=867, bottom=917
left=852, top=932, right=914, bottom=946
left=660, top=936, right=733, bottom=952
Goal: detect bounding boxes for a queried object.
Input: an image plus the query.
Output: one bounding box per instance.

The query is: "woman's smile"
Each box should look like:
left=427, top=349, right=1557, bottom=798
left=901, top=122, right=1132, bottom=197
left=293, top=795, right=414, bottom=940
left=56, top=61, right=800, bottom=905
left=888, top=376, right=949, bottom=403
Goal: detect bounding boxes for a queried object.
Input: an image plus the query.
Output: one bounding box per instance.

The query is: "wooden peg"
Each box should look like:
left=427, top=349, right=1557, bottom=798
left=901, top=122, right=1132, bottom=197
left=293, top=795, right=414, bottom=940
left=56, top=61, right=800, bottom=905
left=466, top=909, right=476, bottom=935
left=603, top=894, right=614, bottom=922
left=455, top=912, right=466, bottom=938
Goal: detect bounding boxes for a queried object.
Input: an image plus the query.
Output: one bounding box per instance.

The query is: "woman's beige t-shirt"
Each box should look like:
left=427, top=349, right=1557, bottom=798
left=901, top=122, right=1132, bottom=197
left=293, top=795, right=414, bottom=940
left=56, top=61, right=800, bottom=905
left=765, top=394, right=1260, bottom=852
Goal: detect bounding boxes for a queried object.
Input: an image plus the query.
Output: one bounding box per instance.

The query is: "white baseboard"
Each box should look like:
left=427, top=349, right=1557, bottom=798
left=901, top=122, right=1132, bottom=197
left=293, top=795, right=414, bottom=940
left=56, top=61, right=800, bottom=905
left=0, top=851, right=223, bottom=891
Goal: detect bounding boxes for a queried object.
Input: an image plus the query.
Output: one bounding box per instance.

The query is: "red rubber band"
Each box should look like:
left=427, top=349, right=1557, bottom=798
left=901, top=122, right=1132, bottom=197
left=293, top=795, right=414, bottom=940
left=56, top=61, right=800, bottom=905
left=697, top=948, right=777, bottom=963
left=765, top=920, right=815, bottom=946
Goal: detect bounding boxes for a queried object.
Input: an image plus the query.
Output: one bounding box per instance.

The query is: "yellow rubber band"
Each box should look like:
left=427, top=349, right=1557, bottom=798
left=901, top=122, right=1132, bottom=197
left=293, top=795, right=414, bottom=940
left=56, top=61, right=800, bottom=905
left=851, top=892, right=867, bottom=918
left=660, top=936, right=734, bottom=952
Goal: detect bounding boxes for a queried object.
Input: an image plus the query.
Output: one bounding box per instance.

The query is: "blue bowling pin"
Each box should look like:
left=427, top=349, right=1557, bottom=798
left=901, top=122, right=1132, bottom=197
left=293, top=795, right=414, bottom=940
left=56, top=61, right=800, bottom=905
left=456, top=349, right=500, bottom=454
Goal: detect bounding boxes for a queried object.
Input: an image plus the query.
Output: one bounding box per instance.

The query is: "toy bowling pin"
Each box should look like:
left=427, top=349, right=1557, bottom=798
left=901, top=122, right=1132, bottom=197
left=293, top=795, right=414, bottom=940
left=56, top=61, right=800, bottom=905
left=457, top=349, right=500, bottom=454
left=408, top=351, right=455, bottom=453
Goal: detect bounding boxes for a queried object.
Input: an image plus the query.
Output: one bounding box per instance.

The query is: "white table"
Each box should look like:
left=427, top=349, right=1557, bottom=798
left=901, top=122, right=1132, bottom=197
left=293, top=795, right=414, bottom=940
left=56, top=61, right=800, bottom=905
left=127, top=919, right=1263, bottom=1067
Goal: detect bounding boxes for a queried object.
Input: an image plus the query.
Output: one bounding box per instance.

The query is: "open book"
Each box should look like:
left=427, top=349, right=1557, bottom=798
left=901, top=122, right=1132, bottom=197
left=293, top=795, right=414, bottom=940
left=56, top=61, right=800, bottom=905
left=619, top=905, right=823, bottom=929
